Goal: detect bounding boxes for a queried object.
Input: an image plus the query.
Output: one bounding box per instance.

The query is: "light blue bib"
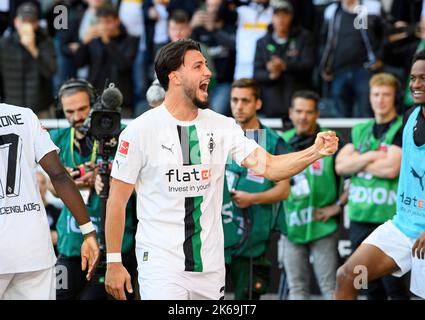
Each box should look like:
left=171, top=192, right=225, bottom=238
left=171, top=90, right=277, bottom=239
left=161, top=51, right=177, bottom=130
left=392, top=107, right=425, bottom=239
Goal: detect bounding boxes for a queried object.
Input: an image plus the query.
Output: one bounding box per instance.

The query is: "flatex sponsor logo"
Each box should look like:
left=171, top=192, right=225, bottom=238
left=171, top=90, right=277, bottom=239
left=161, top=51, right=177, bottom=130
left=165, top=166, right=211, bottom=196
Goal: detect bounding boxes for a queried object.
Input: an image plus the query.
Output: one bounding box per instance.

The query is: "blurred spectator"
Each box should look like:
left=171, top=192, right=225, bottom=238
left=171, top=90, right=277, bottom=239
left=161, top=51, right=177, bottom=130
left=144, top=0, right=171, bottom=66
left=288, top=0, right=315, bottom=31
left=254, top=0, right=314, bottom=122
left=280, top=90, right=345, bottom=300
left=234, top=0, right=273, bottom=80
left=0, top=2, right=56, bottom=118
left=74, top=4, right=139, bottom=115
left=336, top=73, right=409, bottom=300
left=320, top=0, right=384, bottom=118
left=154, top=10, right=217, bottom=85
left=57, top=0, right=106, bottom=93
left=0, top=0, right=10, bottom=34
left=168, top=9, right=192, bottom=42
left=192, top=0, right=236, bottom=115
left=168, top=0, right=201, bottom=18
left=146, top=79, right=165, bottom=107
left=390, top=0, right=422, bottom=25
left=5, top=0, right=40, bottom=29
left=143, top=0, right=202, bottom=86
left=36, top=171, right=61, bottom=249
left=119, top=0, right=149, bottom=116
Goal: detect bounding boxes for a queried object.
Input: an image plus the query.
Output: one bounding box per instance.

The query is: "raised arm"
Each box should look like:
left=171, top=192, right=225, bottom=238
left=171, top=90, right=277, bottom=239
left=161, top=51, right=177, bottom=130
left=242, top=131, right=339, bottom=181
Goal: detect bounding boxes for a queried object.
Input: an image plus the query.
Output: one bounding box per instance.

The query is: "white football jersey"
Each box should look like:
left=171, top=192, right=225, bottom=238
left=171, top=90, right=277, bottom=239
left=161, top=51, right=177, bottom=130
left=111, top=105, right=258, bottom=274
left=0, top=104, right=58, bottom=274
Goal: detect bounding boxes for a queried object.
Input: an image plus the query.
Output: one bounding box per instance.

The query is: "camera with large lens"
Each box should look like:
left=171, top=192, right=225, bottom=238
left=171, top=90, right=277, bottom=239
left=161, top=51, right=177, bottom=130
left=79, top=83, right=123, bottom=157
left=78, top=83, right=124, bottom=285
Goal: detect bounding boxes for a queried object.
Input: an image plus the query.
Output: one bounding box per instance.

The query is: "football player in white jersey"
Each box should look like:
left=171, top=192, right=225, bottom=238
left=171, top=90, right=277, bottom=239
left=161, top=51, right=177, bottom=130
left=0, top=105, right=100, bottom=300
left=104, top=39, right=339, bottom=300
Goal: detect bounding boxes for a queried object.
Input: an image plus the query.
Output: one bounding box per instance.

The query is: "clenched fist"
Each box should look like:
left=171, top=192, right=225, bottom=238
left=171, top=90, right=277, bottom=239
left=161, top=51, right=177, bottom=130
left=314, top=131, right=339, bottom=157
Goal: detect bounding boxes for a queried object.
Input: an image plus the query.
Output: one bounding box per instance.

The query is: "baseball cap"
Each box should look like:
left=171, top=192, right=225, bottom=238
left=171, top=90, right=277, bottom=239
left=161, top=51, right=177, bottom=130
left=271, top=0, right=294, bottom=14
left=16, top=2, right=39, bottom=21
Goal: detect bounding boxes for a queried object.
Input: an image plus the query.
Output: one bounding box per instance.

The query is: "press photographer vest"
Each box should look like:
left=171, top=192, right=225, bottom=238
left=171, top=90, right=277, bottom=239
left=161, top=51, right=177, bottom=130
left=50, top=127, right=134, bottom=257
left=281, top=128, right=340, bottom=244
left=348, top=117, right=402, bottom=223
left=222, top=125, right=284, bottom=260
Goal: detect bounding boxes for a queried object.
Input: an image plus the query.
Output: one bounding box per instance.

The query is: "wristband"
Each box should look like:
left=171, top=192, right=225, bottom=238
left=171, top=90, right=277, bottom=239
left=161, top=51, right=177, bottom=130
left=107, top=253, right=122, bottom=263
left=79, top=221, right=95, bottom=235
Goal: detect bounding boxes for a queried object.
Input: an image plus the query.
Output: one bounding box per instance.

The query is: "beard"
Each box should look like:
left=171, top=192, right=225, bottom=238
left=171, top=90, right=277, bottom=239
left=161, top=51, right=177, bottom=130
left=184, top=84, right=209, bottom=110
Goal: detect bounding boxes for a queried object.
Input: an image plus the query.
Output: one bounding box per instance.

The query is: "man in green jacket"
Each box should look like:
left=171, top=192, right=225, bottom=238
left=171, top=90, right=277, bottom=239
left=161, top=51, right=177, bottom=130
left=280, top=90, right=345, bottom=300
left=50, top=79, right=137, bottom=300
left=224, top=78, right=290, bottom=299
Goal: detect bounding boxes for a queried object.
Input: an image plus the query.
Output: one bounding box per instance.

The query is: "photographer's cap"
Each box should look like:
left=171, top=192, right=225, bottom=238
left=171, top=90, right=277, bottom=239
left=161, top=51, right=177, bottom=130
left=271, top=0, right=294, bottom=14
left=16, top=2, right=39, bottom=21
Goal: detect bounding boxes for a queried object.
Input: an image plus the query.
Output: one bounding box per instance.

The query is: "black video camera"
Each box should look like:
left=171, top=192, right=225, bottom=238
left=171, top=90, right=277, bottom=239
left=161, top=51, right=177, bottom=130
left=79, top=83, right=123, bottom=157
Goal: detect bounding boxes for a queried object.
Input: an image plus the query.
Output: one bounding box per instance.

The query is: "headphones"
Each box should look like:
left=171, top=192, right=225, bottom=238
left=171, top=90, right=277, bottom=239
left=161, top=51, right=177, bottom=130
left=56, top=79, right=97, bottom=119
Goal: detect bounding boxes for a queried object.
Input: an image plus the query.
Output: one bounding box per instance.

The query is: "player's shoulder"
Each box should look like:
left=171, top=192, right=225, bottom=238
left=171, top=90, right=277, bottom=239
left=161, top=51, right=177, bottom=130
left=120, top=106, right=162, bottom=136
left=200, top=108, right=236, bottom=126
left=0, top=103, right=39, bottom=131
left=0, top=103, right=35, bottom=118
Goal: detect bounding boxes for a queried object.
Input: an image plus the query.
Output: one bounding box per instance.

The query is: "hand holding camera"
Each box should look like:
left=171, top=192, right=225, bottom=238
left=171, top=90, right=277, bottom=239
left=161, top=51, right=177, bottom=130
left=67, top=162, right=97, bottom=188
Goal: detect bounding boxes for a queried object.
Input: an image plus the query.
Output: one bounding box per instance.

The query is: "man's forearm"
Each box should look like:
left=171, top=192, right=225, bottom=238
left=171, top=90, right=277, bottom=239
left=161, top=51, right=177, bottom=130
left=266, top=145, right=320, bottom=181
left=336, top=154, right=372, bottom=176
left=365, top=159, right=399, bottom=179
left=252, top=182, right=289, bottom=204
left=50, top=171, right=91, bottom=226
left=105, top=198, right=126, bottom=254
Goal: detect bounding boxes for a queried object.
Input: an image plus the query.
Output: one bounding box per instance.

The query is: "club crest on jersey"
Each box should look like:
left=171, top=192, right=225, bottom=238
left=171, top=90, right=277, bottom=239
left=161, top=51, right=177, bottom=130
left=118, top=140, right=129, bottom=156
left=207, top=132, right=216, bottom=154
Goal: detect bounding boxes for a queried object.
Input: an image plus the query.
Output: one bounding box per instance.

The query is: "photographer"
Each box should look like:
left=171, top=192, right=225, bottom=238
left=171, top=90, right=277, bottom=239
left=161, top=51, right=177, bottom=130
left=49, top=79, right=137, bottom=300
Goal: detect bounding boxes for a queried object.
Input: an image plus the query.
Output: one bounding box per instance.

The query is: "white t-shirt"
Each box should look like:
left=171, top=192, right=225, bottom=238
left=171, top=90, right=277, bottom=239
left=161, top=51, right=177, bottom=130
left=111, top=105, right=258, bottom=274
left=234, top=3, right=273, bottom=80
left=153, top=4, right=169, bottom=45
left=119, top=0, right=146, bottom=51
left=0, top=104, right=58, bottom=274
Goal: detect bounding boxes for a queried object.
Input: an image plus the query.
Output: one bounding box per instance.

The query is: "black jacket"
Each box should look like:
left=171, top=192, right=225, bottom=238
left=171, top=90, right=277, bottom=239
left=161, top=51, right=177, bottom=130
left=319, top=1, right=385, bottom=75
left=0, top=28, right=56, bottom=112
left=74, top=26, right=139, bottom=109
left=254, top=26, right=314, bottom=119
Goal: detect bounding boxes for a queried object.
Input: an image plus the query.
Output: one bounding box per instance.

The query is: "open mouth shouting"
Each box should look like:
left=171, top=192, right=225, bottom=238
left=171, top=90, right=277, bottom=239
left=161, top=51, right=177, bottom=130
left=199, top=80, right=210, bottom=99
